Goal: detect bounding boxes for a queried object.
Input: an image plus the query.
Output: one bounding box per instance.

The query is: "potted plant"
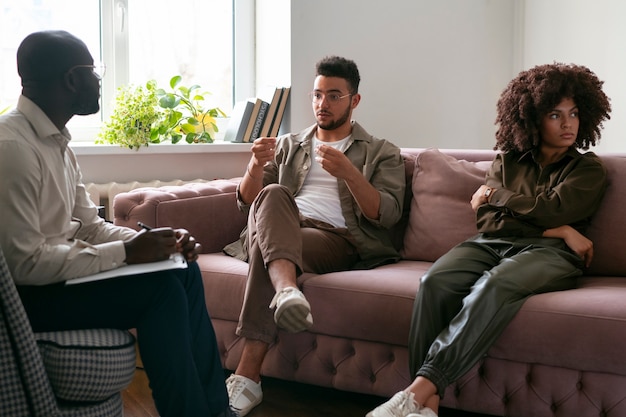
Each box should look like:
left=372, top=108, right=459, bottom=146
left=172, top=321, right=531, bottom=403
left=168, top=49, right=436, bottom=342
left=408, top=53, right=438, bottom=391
left=97, top=75, right=226, bottom=150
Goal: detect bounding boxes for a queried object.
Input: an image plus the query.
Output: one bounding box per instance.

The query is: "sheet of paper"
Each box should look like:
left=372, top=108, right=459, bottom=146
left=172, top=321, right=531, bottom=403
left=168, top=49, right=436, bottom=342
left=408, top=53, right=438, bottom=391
left=65, top=253, right=187, bottom=285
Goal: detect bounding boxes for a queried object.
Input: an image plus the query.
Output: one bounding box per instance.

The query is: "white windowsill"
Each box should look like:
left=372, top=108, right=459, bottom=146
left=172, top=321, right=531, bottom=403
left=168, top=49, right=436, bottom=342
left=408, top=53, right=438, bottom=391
left=71, top=140, right=253, bottom=156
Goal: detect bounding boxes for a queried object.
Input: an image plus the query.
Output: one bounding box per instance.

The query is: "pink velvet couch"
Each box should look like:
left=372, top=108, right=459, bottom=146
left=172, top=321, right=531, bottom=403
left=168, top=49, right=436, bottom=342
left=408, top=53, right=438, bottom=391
left=113, top=148, right=626, bottom=417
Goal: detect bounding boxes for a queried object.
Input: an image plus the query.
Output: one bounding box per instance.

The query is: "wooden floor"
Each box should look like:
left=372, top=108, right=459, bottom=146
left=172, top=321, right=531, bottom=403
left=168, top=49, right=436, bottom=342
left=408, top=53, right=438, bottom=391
left=122, top=366, right=494, bottom=417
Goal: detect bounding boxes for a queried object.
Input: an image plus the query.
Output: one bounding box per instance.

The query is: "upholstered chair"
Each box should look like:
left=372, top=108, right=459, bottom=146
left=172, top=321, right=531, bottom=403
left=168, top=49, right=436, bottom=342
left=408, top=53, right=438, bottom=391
left=0, top=247, right=136, bottom=417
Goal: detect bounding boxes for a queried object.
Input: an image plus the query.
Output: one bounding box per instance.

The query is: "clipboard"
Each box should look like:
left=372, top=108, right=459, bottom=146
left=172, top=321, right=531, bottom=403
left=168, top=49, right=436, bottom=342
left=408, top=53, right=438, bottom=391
left=65, top=253, right=187, bottom=285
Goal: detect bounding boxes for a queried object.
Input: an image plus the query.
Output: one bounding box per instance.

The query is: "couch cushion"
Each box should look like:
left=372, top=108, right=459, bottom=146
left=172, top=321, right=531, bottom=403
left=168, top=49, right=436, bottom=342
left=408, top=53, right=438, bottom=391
left=585, top=155, right=626, bottom=276
left=198, top=253, right=433, bottom=347
left=401, top=148, right=491, bottom=261
left=197, top=253, right=248, bottom=321
left=35, top=329, right=136, bottom=403
left=490, top=277, right=626, bottom=375
left=300, top=260, right=432, bottom=346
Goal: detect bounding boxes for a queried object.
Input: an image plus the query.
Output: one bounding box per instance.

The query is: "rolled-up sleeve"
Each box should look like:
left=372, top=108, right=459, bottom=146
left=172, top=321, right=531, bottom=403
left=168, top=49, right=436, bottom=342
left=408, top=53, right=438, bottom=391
left=362, top=141, right=405, bottom=229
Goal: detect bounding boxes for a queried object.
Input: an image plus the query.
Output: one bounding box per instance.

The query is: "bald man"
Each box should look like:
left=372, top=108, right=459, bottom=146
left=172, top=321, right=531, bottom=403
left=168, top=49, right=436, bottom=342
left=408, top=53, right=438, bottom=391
left=0, top=30, right=235, bottom=417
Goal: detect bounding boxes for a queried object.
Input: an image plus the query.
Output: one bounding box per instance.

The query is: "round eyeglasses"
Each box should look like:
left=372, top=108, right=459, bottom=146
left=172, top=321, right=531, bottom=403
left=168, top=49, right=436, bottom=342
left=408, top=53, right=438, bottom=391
left=308, top=91, right=352, bottom=104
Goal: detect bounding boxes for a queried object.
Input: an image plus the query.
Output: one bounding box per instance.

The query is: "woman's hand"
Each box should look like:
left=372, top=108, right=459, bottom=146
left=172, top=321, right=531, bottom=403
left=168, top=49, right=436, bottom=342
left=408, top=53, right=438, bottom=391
left=471, top=185, right=493, bottom=212
left=543, top=225, right=594, bottom=267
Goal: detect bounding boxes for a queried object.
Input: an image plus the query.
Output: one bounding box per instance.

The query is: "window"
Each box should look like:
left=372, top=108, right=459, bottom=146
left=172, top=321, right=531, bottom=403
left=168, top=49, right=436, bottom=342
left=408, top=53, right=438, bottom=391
left=0, top=0, right=102, bottom=130
left=0, top=0, right=252, bottom=141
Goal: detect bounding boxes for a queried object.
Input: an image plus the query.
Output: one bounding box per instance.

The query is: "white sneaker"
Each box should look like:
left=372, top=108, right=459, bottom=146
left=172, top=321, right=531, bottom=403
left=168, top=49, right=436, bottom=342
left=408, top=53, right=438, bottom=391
left=225, top=374, right=262, bottom=416
left=269, top=287, right=313, bottom=333
left=366, top=391, right=420, bottom=417
left=415, top=407, right=438, bottom=417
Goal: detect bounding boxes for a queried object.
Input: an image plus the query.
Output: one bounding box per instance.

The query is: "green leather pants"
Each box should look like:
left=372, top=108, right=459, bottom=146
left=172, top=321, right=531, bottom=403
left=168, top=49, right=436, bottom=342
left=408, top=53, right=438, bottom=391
left=408, top=235, right=583, bottom=397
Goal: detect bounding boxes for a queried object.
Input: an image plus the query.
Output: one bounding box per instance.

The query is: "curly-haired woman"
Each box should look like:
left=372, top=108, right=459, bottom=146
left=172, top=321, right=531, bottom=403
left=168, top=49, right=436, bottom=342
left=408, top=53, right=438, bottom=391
left=367, top=63, right=612, bottom=417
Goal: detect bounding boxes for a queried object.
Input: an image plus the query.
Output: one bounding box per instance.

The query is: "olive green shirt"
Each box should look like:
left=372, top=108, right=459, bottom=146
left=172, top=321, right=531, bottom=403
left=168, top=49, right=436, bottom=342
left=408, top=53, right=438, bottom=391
left=477, top=147, right=607, bottom=237
left=224, top=121, right=406, bottom=269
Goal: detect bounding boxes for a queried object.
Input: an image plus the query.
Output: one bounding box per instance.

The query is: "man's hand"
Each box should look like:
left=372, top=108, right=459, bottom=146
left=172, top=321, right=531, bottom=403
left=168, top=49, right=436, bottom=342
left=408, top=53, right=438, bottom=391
left=543, top=225, right=594, bottom=267
left=124, top=227, right=177, bottom=264
left=241, top=137, right=276, bottom=204
left=174, top=228, right=201, bottom=262
left=125, top=228, right=201, bottom=264
left=315, top=144, right=382, bottom=220
left=314, top=144, right=358, bottom=180
left=250, top=137, right=276, bottom=170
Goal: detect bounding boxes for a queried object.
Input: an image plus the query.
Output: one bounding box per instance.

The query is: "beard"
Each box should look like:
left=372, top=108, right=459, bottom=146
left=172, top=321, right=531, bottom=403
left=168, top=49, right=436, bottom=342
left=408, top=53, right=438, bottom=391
left=316, top=104, right=351, bottom=131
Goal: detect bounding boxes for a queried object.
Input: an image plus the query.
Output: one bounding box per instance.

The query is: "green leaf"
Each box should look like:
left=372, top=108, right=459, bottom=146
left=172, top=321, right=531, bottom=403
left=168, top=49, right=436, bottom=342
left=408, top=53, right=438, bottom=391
left=185, top=133, right=196, bottom=143
left=170, top=75, right=182, bottom=89
left=178, top=86, right=190, bottom=98
left=181, top=123, right=195, bottom=134
left=171, top=133, right=182, bottom=144
left=187, top=117, right=200, bottom=125
left=199, top=131, right=214, bottom=143
left=159, top=94, right=180, bottom=109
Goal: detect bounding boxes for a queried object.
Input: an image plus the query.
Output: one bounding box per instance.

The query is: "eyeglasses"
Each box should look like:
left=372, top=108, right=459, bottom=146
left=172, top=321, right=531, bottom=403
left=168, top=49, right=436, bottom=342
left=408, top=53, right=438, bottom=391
left=308, top=91, right=352, bottom=104
left=67, top=63, right=106, bottom=80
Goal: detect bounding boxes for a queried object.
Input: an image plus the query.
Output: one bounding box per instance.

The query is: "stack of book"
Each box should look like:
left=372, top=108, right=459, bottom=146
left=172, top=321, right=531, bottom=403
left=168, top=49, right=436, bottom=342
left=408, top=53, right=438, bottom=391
left=223, top=86, right=291, bottom=143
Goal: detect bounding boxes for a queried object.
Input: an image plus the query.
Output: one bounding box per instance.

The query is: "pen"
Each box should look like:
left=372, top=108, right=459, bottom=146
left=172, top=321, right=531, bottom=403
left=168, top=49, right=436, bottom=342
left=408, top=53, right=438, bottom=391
left=137, top=221, right=153, bottom=231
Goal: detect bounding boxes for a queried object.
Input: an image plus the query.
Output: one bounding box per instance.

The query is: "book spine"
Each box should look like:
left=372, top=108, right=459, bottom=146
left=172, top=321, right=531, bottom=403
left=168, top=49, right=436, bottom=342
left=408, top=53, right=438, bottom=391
left=250, top=101, right=269, bottom=141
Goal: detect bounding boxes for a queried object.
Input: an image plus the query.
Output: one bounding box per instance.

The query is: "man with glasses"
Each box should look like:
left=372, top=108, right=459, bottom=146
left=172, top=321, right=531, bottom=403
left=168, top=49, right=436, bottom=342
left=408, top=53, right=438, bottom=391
left=223, top=55, right=406, bottom=416
left=0, top=30, right=234, bottom=417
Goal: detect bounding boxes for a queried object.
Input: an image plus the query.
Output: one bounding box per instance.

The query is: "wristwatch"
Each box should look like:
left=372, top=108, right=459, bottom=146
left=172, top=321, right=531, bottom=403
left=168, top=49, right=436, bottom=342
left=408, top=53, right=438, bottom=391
left=484, top=187, right=493, bottom=200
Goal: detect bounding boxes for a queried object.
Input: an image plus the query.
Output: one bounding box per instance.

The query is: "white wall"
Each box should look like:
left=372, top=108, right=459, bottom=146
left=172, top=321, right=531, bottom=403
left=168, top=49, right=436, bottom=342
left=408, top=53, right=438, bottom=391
left=284, top=0, right=625, bottom=151
left=287, top=0, right=518, bottom=149
left=522, top=0, right=626, bottom=153
left=78, top=0, right=626, bottom=184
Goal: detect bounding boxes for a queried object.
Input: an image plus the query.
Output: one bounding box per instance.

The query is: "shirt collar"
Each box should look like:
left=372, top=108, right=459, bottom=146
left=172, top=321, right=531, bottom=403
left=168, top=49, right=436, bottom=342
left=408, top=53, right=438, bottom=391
left=518, top=147, right=581, bottom=165
left=17, top=95, right=72, bottom=151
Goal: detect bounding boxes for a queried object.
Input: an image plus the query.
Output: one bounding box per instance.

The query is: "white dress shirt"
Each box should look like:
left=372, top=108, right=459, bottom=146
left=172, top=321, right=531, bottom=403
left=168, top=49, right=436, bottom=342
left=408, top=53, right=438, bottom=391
left=0, top=96, right=136, bottom=285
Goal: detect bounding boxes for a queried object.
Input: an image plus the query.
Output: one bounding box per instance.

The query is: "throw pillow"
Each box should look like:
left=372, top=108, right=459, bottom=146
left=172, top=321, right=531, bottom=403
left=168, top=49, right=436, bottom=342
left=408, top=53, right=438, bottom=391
left=401, top=148, right=492, bottom=261
left=585, top=155, right=626, bottom=276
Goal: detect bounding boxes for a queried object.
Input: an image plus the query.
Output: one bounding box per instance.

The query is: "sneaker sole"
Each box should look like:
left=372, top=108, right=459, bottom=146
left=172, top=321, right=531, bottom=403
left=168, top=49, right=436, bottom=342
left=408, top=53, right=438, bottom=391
left=231, top=394, right=262, bottom=417
left=274, top=299, right=312, bottom=333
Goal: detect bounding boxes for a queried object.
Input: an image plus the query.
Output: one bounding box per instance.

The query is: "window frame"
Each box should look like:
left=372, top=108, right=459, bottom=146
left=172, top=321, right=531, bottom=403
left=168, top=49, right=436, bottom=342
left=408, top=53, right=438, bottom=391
left=83, top=0, right=255, bottom=143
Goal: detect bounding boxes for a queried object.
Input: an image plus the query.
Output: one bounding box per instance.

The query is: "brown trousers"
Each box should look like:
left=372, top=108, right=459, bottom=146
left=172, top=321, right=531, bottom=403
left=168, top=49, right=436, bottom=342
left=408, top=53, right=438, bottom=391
left=236, top=184, right=358, bottom=344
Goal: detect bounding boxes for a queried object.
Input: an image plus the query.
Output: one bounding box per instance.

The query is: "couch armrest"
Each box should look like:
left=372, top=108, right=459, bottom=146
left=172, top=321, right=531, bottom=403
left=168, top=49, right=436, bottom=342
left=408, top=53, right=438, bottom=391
left=112, top=178, right=246, bottom=253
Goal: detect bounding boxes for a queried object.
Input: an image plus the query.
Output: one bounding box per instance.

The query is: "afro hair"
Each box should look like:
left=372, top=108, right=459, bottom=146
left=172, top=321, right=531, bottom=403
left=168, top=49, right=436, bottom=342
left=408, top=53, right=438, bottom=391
left=494, top=63, right=611, bottom=153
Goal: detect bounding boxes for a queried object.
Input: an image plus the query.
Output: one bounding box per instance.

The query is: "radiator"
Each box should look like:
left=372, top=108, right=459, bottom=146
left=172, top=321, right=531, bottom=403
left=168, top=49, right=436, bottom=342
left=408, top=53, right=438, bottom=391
left=85, top=179, right=208, bottom=221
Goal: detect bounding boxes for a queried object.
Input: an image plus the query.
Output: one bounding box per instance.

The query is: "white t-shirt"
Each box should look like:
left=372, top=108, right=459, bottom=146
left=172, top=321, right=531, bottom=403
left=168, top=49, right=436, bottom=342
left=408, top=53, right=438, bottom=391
left=295, top=135, right=351, bottom=228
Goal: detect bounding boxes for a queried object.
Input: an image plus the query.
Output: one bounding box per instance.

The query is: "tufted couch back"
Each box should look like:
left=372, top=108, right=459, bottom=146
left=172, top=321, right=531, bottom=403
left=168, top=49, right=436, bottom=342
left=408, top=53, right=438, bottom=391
left=112, top=148, right=626, bottom=417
